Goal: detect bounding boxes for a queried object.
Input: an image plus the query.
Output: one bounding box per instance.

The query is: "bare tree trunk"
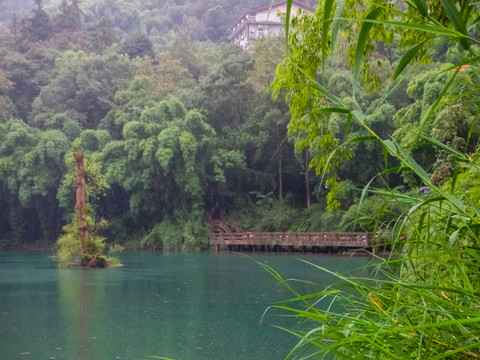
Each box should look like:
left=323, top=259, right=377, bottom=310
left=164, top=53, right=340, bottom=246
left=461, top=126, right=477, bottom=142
left=305, top=151, right=311, bottom=209
left=74, top=152, right=88, bottom=254
left=278, top=144, right=283, bottom=201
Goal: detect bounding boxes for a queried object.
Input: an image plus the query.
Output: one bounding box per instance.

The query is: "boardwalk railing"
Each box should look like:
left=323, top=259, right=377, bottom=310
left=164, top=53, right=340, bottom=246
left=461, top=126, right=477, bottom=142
left=210, top=231, right=373, bottom=248
left=208, top=214, right=243, bottom=234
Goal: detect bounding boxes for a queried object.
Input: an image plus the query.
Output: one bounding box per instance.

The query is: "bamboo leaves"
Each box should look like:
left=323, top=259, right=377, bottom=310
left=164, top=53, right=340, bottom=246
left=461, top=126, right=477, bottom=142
left=410, top=0, right=429, bottom=17
left=391, top=39, right=428, bottom=81
left=352, top=6, right=383, bottom=97
left=440, top=0, right=470, bottom=49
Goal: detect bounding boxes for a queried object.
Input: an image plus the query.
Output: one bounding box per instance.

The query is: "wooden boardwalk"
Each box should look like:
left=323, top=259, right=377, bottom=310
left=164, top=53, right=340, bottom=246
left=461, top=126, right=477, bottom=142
left=210, top=231, right=377, bottom=252
left=208, top=217, right=390, bottom=253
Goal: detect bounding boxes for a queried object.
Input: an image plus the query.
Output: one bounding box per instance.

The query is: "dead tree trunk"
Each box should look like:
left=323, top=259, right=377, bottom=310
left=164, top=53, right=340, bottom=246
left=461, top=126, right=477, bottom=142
left=278, top=144, right=283, bottom=201
left=305, top=151, right=311, bottom=209
left=74, top=152, right=88, bottom=254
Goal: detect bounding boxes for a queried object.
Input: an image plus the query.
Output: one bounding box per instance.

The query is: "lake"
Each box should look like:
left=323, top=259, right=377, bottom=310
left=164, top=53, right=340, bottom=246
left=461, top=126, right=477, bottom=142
left=0, top=251, right=372, bottom=360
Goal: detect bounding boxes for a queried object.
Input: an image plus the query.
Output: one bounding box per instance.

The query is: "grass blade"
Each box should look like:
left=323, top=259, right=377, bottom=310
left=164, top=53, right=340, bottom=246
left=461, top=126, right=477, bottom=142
left=271, top=305, right=328, bottom=321
left=285, top=0, right=293, bottom=47
left=316, top=107, right=350, bottom=114
left=440, top=0, right=470, bottom=49
left=380, top=166, right=411, bottom=174
left=331, top=0, right=346, bottom=61
left=345, top=112, right=353, bottom=135
left=450, top=166, right=461, bottom=193
left=353, top=7, right=383, bottom=97
left=276, top=290, right=340, bottom=304
left=382, top=143, right=389, bottom=169
left=339, top=17, right=465, bottom=37
left=294, top=64, right=344, bottom=106
left=391, top=39, right=428, bottom=81
left=321, top=0, right=335, bottom=78
left=466, top=99, right=480, bottom=151
left=410, top=0, right=429, bottom=17
left=421, top=134, right=468, bottom=161
left=347, top=135, right=377, bottom=143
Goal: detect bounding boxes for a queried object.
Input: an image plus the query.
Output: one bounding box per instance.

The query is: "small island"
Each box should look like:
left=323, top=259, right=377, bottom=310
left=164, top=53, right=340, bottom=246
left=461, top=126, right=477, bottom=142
left=54, top=152, right=120, bottom=268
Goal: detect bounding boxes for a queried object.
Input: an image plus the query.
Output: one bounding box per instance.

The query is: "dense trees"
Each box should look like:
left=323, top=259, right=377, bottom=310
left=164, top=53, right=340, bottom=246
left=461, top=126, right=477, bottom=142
left=31, top=50, right=134, bottom=129
left=1, top=0, right=476, bottom=252
left=0, top=119, right=69, bottom=244
left=0, top=0, right=306, bottom=249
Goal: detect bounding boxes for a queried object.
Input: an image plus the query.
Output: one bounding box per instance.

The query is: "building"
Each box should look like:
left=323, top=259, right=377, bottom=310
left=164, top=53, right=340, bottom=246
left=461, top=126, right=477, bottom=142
left=228, top=0, right=315, bottom=50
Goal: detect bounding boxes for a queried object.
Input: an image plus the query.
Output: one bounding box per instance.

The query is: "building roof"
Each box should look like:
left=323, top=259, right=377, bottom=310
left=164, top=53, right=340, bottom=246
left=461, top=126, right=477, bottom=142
left=229, top=0, right=315, bottom=31
left=253, top=0, right=316, bottom=14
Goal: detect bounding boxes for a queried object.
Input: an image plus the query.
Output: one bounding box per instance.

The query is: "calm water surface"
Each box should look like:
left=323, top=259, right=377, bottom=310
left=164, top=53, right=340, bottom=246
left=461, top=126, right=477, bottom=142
left=0, top=251, right=371, bottom=360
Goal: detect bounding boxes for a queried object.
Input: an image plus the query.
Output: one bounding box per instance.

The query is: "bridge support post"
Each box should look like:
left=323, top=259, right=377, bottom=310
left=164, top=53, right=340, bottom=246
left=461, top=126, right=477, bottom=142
left=372, top=234, right=377, bottom=255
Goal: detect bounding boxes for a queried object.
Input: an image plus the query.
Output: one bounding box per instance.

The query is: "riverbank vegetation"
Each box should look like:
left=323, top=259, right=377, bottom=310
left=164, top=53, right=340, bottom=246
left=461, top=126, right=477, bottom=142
left=0, top=0, right=478, bottom=257
left=263, top=0, right=480, bottom=358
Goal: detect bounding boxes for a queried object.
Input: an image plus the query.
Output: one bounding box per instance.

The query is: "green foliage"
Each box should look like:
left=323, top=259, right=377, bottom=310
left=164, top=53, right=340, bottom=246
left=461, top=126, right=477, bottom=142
left=5, top=0, right=478, bottom=258
left=100, top=96, right=219, bottom=246
left=1, top=0, right=321, bottom=248
left=233, top=193, right=300, bottom=232
left=53, top=220, right=84, bottom=268
left=120, top=32, right=154, bottom=59
left=31, top=50, right=134, bottom=130
left=267, top=1, right=480, bottom=359
left=57, top=152, right=109, bottom=210
left=264, top=160, right=480, bottom=358
left=273, top=0, right=480, bottom=208
left=141, top=217, right=209, bottom=251
left=0, top=118, right=70, bottom=242
left=0, top=69, right=13, bottom=122
left=339, top=192, right=404, bottom=231
left=54, top=217, right=120, bottom=268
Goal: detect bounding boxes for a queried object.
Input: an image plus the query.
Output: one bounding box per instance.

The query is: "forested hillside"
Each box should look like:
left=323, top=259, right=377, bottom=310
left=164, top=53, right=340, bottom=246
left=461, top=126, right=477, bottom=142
left=0, top=0, right=477, bottom=250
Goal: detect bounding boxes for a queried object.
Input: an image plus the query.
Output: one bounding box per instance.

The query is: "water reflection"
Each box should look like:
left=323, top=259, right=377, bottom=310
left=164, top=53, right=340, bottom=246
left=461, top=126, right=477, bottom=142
left=58, top=269, right=103, bottom=359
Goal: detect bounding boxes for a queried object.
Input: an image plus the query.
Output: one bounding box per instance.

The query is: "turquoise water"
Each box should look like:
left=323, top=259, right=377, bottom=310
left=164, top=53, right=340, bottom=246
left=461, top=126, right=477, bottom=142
left=0, top=252, right=371, bottom=360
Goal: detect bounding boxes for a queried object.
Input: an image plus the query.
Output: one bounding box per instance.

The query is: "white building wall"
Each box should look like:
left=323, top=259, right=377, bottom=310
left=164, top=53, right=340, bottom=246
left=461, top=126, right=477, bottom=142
left=229, top=2, right=313, bottom=49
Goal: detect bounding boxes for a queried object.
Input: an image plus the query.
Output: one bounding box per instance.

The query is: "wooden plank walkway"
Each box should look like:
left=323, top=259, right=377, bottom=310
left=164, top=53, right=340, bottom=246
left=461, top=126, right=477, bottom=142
left=210, top=231, right=374, bottom=250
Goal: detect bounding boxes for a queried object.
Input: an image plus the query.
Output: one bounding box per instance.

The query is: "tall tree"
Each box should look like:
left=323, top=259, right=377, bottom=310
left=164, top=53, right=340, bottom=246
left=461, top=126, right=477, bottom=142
left=120, top=33, right=154, bottom=59
left=20, top=0, right=53, bottom=42
left=0, top=69, right=13, bottom=122
left=55, top=0, right=82, bottom=32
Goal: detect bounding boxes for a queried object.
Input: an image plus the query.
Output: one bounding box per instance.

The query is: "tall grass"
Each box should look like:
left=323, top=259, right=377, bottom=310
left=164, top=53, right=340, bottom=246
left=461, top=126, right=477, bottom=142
left=261, top=173, right=480, bottom=358
left=268, top=1, right=480, bottom=358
